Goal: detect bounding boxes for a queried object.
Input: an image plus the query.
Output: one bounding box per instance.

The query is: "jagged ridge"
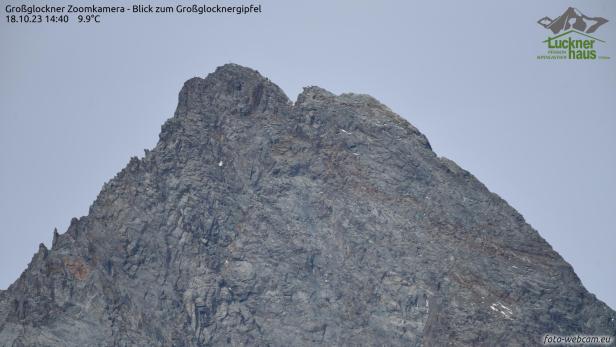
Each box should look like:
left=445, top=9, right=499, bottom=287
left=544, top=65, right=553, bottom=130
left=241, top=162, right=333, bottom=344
left=0, top=64, right=614, bottom=346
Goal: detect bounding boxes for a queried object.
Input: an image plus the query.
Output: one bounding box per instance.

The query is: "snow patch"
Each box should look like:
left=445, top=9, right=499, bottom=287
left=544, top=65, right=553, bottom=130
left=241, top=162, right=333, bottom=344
left=489, top=302, right=513, bottom=319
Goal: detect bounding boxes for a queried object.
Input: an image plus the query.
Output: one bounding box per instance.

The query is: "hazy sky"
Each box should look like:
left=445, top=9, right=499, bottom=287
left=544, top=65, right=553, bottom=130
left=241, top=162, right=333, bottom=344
left=1, top=1, right=615, bottom=309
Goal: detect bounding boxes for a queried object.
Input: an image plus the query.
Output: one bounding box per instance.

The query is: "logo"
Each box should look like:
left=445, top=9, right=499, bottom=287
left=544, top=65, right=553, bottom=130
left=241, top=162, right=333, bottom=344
left=537, top=7, right=609, bottom=60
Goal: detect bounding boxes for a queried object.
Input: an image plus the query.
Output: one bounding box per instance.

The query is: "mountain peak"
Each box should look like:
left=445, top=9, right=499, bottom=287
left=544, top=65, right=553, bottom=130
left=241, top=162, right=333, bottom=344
left=164, top=64, right=291, bottom=144
left=296, top=86, right=335, bottom=105
left=210, top=63, right=267, bottom=83
left=1, top=65, right=614, bottom=346
left=180, top=64, right=288, bottom=101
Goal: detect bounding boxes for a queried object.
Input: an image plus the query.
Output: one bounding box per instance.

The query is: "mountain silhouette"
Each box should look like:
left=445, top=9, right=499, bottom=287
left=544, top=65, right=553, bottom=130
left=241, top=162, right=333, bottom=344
left=0, top=65, right=614, bottom=346
left=538, top=7, right=608, bottom=34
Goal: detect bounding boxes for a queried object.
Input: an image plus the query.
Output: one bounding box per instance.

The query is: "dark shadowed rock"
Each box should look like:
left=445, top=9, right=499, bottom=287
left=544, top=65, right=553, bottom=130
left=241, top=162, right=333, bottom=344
left=0, top=64, right=614, bottom=346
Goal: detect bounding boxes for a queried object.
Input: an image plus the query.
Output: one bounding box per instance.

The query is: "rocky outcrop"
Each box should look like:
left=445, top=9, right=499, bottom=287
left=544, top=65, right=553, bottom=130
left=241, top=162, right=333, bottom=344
left=0, top=64, right=614, bottom=346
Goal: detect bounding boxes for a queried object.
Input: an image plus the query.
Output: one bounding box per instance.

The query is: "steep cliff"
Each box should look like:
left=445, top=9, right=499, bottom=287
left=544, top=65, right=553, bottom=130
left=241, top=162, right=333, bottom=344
left=1, top=64, right=614, bottom=346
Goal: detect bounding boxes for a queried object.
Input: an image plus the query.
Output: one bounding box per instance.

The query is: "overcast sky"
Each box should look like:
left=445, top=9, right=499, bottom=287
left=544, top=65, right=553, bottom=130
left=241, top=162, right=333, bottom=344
left=1, top=0, right=615, bottom=309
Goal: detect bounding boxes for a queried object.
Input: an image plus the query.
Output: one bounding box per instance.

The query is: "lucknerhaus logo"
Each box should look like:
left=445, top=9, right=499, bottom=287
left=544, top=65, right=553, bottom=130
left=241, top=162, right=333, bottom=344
left=537, top=7, right=609, bottom=60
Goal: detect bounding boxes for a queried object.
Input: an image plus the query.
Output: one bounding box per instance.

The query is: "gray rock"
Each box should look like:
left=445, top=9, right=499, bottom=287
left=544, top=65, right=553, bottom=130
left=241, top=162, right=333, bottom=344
left=0, top=64, right=614, bottom=346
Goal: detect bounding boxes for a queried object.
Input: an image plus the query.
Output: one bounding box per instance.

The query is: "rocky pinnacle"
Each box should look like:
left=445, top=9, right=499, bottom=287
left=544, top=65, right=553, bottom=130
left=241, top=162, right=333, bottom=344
left=0, top=64, right=614, bottom=346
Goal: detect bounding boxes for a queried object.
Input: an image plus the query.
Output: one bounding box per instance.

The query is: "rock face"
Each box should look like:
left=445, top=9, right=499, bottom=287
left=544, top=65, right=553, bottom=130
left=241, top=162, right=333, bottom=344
left=0, top=64, right=614, bottom=346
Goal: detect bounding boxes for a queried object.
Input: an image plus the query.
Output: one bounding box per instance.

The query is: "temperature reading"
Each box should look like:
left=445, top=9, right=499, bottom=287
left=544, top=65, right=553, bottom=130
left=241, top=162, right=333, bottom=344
left=78, top=15, right=100, bottom=23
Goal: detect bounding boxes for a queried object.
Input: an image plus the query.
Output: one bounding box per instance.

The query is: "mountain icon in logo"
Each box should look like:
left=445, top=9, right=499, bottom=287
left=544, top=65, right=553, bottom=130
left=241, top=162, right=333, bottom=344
left=538, top=7, right=608, bottom=34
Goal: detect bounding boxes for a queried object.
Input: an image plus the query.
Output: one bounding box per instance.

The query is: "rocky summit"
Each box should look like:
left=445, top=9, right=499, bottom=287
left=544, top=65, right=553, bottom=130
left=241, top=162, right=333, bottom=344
left=0, top=64, right=614, bottom=346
